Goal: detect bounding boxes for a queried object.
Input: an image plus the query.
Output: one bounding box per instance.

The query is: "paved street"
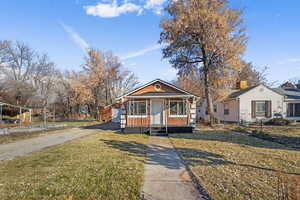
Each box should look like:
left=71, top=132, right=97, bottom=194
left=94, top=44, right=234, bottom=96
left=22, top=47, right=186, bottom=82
left=0, top=128, right=96, bottom=161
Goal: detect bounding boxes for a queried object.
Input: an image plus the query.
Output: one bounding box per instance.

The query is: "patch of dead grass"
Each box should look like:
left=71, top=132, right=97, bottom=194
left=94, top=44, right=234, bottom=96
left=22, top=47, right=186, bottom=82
left=170, top=130, right=300, bottom=200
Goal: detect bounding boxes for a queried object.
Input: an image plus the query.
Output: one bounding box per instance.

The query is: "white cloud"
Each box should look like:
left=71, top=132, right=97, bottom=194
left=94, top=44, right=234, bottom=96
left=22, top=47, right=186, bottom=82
left=278, top=58, right=300, bottom=65
left=84, top=0, right=166, bottom=18
left=60, top=22, right=89, bottom=53
left=144, top=0, right=166, bottom=15
left=120, top=44, right=162, bottom=60
left=84, top=0, right=142, bottom=18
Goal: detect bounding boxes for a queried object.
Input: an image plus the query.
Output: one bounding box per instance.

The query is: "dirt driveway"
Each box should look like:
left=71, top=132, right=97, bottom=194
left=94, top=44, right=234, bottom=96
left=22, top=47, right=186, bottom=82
left=0, top=128, right=96, bottom=161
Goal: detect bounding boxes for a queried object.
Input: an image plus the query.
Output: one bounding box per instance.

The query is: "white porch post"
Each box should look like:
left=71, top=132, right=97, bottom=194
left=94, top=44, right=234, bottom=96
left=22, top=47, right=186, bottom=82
left=165, top=99, right=168, bottom=134
left=120, top=98, right=126, bottom=132
left=190, top=97, right=197, bottom=128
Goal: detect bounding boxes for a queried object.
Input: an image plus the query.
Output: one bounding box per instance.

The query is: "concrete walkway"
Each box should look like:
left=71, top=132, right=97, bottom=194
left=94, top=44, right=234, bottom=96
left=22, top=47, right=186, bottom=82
left=142, top=136, right=202, bottom=200
left=0, top=128, right=95, bottom=161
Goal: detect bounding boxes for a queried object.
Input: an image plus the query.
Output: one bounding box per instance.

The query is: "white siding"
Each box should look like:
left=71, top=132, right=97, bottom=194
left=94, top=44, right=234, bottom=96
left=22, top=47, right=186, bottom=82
left=223, top=100, right=239, bottom=122
left=199, top=85, right=287, bottom=123
left=197, top=99, right=238, bottom=122
left=238, top=85, right=284, bottom=122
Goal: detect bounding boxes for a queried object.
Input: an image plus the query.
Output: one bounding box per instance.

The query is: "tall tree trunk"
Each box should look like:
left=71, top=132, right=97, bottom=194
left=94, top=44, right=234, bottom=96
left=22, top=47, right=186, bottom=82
left=203, top=61, right=214, bottom=126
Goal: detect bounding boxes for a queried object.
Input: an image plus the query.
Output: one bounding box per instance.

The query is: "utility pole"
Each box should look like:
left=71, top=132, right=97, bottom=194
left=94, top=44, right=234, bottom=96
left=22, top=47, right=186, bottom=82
left=53, top=104, right=56, bottom=122
left=43, top=107, right=47, bottom=129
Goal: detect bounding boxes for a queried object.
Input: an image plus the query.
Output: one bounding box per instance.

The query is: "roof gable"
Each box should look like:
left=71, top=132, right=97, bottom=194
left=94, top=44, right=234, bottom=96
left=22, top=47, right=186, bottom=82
left=228, top=84, right=283, bottom=99
left=228, top=85, right=259, bottom=98
left=117, top=79, right=198, bottom=99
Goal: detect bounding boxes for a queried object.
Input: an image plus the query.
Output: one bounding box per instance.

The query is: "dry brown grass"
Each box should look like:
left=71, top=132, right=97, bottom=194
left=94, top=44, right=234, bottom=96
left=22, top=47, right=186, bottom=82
left=0, top=131, right=148, bottom=200
left=170, top=130, right=300, bottom=200
left=233, top=125, right=300, bottom=149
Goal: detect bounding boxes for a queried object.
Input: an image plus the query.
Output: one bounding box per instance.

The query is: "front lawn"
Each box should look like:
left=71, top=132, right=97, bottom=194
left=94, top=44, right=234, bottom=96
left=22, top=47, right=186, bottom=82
left=0, top=131, right=148, bottom=200
left=169, top=130, right=300, bottom=200
left=234, top=125, right=300, bottom=149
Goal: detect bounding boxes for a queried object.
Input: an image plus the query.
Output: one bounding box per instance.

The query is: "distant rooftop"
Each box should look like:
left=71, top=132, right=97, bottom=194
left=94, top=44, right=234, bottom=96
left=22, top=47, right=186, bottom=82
left=226, top=84, right=300, bottom=100
left=272, top=87, right=300, bottom=99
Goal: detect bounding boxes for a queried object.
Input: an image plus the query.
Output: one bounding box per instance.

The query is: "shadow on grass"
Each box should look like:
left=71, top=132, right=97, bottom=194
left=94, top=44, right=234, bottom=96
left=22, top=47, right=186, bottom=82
left=101, top=139, right=147, bottom=157
left=173, top=130, right=299, bottom=151
left=101, top=139, right=194, bottom=169
left=81, top=122, right=121, bottom=132
left=100, top=137, right=300, bottom=176
left=248, top=131, right=300, bottom=150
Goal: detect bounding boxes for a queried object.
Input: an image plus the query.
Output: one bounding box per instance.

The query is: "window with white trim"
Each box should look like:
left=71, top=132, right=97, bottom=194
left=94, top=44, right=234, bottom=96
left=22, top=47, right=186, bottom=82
left=170, top=100, right=186, bottom=116
left=128, top=101, right=147, bottom=116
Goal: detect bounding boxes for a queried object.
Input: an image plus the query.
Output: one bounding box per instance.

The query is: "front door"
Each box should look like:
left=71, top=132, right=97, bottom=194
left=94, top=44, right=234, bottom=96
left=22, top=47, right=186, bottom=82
left=151, top=99, right=164, bottom=125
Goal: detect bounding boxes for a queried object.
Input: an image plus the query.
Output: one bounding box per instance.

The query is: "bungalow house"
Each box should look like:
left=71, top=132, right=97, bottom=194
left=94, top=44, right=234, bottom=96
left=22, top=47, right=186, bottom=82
left=198, top=81, right=300, bottom=123
left=116, top=79, right=199, bottom=135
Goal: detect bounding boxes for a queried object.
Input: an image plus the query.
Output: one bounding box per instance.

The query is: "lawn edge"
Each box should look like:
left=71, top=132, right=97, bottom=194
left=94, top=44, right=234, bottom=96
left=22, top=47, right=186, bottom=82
left=229, top=128, right=300, bottom=150
left=168, top=136, right=213, bottom=200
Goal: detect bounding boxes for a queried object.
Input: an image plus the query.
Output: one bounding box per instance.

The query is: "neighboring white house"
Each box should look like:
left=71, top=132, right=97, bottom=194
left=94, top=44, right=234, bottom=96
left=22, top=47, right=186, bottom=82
left=198, top=83, right=300, bottom=123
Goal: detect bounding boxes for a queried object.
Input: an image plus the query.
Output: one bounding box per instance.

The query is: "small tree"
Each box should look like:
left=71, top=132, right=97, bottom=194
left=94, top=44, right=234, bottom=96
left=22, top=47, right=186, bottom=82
left=160, top=0, right=247, bottom=125
left=238, top=62, right=269, bottom=86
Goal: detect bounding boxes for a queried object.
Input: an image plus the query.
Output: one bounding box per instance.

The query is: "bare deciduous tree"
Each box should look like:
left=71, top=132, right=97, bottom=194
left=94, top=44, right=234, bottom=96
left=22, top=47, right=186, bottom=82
left=160, top=0, right=247, bottom=125
left=67, top=48, right=138, bottom=119
left=0, top=40, right=138, bottom=120
left=0, top=40, right=60, bottom=107
left=238, top=62, right=269, bottom=86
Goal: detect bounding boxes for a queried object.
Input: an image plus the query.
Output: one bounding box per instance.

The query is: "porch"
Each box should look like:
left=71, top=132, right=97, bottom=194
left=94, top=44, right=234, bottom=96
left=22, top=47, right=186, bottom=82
left=121, top=97, right=197, bottom=135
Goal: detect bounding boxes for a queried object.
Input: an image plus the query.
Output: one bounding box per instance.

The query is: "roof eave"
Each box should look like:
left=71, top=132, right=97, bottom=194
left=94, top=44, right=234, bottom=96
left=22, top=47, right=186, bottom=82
left=126, top=95, right=194, bottom=98
left=116, top=79, right=199, bottom=100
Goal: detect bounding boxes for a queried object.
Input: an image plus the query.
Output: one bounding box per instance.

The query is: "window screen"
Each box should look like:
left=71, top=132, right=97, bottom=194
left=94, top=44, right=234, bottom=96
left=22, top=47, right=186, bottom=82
left=128, top=101, right=146, bottom=115
left=170, top=101, right=186, bottom=116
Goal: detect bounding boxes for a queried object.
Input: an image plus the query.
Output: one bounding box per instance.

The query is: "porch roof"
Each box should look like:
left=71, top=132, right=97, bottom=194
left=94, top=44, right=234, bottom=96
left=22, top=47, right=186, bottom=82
left=116, top=79, right=199, bottom=100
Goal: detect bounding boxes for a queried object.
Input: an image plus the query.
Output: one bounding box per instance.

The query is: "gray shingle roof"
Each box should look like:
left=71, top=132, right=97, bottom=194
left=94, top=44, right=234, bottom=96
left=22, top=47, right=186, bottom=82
left=227, top=85, right=259, bottom=98
left=272, top=88, right=300, bottom=99
left=227, top=85, right=300, bottom=100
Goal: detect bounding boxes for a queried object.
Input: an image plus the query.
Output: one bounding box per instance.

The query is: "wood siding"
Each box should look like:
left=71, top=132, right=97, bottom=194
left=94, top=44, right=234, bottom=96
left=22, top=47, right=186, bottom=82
left=127, top=116, right=150, bottom=127
left=123, top=98, right=192, bottom=127
left=121, top=80, right=196, bottom=128
left=131, top=82, right=184, bottom=95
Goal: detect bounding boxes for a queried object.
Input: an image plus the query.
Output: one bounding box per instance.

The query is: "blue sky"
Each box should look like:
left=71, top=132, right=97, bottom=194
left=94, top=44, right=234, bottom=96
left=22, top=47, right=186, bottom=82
left=0, top=0, right=299, bottom=85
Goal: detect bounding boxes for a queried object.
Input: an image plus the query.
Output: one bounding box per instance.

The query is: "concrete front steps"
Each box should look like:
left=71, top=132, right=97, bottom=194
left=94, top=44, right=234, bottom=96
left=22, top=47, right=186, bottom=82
left=150, top=127, right=168, bottom=136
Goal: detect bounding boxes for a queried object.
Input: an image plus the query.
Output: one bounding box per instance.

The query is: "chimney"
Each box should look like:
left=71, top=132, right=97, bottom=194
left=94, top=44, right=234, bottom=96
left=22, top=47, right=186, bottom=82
left=236, top=80, right=248, bottom=89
